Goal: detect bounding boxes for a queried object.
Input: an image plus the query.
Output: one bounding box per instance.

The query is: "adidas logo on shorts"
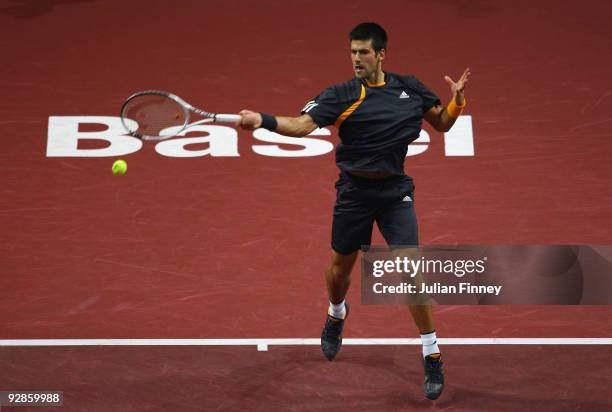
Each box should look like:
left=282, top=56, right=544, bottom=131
left=402, top=195, right=412, bottom=202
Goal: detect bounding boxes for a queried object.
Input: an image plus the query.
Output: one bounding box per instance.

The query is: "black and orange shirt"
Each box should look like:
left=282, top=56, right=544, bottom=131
left=301, top=72, right=440, bottom=175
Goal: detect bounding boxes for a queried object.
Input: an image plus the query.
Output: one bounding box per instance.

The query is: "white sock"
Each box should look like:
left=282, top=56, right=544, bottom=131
left=420, top=331, right=440, bottom=358
left=328, top=300, right=346, bottom=319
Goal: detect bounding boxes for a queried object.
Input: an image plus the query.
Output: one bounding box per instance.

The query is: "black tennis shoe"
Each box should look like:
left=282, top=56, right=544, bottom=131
left=423, top=354, right=444, bottom=400
left=320, top=302, right=350, bottom=361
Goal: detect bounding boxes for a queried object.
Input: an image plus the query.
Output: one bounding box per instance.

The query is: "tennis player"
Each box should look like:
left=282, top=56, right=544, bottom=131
left=237, top=22, right=470, bottom=400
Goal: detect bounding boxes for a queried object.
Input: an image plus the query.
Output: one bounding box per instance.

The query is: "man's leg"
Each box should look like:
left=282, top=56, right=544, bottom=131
left=321, top=250, right=358, bottom=361
left=322, top=173, right=374, bottom=360
left=326, top=249, right=359, bottom=306
left=408, top=304, right=435, bottom=335
left=376, top=179, right=444, bottom=400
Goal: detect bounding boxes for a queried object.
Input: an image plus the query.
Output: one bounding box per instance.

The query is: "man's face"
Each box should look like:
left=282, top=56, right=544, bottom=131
left=351, top=39, right=384, bottom=80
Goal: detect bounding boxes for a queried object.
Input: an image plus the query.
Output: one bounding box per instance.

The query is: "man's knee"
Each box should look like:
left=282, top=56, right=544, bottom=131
left=327, top=250, right=358, bottom=278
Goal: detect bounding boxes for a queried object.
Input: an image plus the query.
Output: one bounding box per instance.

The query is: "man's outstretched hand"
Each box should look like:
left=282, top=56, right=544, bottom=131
left=444, top=68, right=471, bottom=105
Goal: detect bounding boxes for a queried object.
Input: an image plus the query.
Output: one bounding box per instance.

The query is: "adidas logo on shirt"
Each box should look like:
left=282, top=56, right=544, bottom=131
left=399, top=91, right=410, bottom=99
left=402, top=195, right=412, bottom=202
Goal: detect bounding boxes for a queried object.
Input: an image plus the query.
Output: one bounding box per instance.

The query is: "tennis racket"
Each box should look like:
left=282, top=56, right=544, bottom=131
left=120, top=90, right=241, bottom=141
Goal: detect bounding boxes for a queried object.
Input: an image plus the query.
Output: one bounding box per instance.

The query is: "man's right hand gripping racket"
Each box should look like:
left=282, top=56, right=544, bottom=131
left=120, top=90, right=240, bottom=141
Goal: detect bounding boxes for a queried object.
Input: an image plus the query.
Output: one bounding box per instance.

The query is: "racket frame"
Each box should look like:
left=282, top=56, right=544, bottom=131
left=120, top=90, right=240, bottom=141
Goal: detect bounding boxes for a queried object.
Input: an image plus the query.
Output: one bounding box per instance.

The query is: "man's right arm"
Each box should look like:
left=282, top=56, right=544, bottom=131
left=236, top=110, right=318, bottom=137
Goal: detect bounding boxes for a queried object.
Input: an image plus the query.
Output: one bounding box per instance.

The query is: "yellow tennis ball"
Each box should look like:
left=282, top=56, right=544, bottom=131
left=112, top=159, right=128, bottom=176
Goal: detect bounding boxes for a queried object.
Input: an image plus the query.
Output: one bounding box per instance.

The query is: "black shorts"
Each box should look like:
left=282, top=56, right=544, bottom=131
left=331, top=172, right=418, bottom=255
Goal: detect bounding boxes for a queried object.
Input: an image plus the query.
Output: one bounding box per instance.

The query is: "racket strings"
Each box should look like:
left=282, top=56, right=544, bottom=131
left=122, top=94, right=187, bottom=138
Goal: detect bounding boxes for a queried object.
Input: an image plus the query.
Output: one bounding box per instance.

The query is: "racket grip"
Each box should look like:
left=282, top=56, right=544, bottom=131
left=215, top=114, right=241, bottom=123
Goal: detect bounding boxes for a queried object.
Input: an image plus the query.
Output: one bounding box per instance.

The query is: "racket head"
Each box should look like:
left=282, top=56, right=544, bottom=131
left=120, top=91, right=190, bottom=141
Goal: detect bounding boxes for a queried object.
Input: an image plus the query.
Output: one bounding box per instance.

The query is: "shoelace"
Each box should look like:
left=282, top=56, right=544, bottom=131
left=425, top=360, right=443, bottom=383
left=324, top=317, right=343, bottom=339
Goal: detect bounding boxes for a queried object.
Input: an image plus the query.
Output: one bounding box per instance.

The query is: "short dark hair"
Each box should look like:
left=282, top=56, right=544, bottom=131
left=349, top=22, right=387, bottom=53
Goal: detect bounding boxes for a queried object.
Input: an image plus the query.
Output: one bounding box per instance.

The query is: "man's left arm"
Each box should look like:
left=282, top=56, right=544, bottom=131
left=424, top=68, right=471, bottom=133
